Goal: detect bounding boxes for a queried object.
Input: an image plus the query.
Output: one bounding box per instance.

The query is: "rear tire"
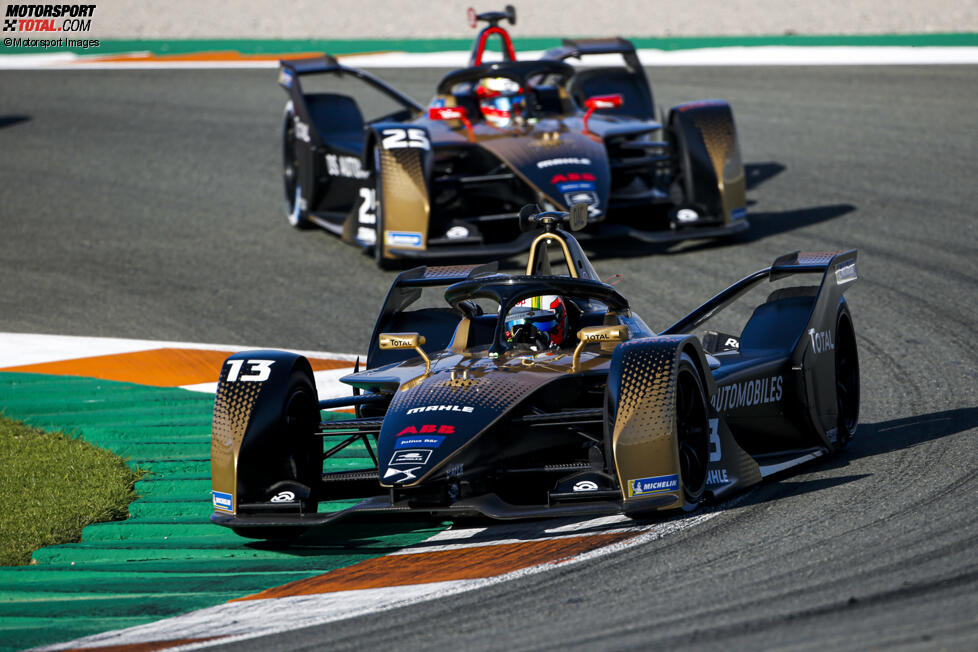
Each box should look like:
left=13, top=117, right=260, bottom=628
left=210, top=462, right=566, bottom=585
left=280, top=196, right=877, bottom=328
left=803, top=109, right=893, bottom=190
left=283, top=101, right=311, bottom=229
left=675, top=353, right=710, bottom=509
left=834, top=307, right=859, bottom=450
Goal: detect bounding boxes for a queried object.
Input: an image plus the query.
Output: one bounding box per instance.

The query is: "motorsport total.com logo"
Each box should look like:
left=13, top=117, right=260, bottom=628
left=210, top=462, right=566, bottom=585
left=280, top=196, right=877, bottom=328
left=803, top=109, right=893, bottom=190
left=4, top=3, right=95, bottom=32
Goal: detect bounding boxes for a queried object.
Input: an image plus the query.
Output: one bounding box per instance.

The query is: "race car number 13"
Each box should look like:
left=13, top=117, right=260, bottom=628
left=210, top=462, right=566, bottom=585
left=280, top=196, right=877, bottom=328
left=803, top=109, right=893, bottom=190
left=225, top=359, right=275, bottom=382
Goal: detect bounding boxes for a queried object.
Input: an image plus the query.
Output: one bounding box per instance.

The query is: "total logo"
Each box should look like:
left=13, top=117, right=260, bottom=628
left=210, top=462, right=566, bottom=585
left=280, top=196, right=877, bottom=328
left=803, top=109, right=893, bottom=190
left=397, top=424, right=455, bottom=436
left=808, top=328, right=835, bottom=354
left=572, top=480, right=599, bottom=492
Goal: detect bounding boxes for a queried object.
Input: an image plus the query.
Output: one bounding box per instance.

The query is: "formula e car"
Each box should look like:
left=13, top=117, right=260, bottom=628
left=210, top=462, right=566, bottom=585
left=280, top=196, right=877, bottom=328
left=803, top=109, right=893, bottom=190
left=277, top=5, right=747, bottom=267
left=210, top=203, right=859, bottom=537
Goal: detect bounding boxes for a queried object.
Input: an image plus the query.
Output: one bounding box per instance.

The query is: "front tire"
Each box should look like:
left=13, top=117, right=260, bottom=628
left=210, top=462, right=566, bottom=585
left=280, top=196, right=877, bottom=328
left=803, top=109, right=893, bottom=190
left=236, top=369, right=321, bottom=519
left=283, top=101, right=311, bottom=229
left=675, top=353, right=710, bottom=509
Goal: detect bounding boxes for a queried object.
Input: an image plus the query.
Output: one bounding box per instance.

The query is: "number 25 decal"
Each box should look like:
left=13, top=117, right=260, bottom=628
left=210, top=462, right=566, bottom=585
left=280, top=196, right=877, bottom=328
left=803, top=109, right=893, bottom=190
left=358, top=187, right=376, bottom=225
left=225, top=359, right=275, bottom=382
left=381, top=128, right=430, bottom=151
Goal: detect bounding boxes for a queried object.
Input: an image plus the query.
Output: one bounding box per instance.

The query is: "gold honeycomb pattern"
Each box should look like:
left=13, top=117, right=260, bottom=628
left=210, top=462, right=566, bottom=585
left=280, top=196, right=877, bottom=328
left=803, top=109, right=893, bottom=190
left=611, top=337, right=687, bottom=508
left=379, top=148, right=430, bottom=249
left=694, top=108, right=746, bottom=223
left=211, top=379, right=264, bottom=509
left=388, top=365, right=558, bottom=415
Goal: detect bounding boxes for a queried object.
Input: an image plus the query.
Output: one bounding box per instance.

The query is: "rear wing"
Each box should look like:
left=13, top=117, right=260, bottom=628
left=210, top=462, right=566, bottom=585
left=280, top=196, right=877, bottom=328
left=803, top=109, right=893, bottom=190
left=278, top=54, right=341, bottom=87
left=366, top=263, right=499, bottom=368
left=277, top=55, right=423, bottom=114
left=543, top=37, right=642, bottom=72
left=662, top=249, right=858, bottom=336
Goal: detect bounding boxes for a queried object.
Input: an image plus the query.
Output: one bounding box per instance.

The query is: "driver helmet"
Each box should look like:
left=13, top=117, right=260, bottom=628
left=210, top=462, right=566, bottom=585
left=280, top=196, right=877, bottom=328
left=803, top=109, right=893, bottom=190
left=504, top=295, right=568, bottom=351
left=477, top=77, right=525, bottom=128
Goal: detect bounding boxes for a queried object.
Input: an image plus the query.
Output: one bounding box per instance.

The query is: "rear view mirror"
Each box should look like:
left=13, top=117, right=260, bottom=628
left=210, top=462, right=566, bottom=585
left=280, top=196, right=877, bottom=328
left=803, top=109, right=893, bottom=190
left=379, top=332, right=431, bottom=374
left=582, top=93, right=624, bottom=137
left=572, top=325, right=629, bottom=371
left=429, top=106, right=468, bottom=121
left=568, top=202, right=588, bottom=231
left=429, top=105, right=474, bottom=141
left=578, top=325, right=628, bottom=344
left=584, top=94, right=624, bottom=111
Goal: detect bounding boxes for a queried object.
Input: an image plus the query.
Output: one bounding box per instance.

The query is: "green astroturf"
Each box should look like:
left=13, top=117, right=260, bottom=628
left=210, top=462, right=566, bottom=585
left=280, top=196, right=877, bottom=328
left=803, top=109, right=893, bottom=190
left=0, top=372, right=444, bottom=652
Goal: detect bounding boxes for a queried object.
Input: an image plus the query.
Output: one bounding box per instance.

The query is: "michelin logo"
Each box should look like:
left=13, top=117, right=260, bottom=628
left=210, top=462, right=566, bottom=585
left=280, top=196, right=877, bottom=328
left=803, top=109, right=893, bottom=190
left=212, top=490, right=233, bottom=513
left=628, top=474, right=679, bottom=497
left=386, top=231, right=423, bottom=247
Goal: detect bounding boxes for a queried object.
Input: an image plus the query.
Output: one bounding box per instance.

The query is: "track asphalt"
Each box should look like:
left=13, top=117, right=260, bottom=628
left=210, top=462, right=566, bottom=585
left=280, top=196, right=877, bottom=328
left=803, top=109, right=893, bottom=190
left=0, top=66, right=976, bottom=649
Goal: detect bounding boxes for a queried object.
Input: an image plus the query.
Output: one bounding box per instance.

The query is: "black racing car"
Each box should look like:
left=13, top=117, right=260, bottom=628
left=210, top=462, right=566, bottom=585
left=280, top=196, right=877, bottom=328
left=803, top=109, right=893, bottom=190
left=210, top=204, right=859, bottom=538
left=277, top=5, right=748, bottom=266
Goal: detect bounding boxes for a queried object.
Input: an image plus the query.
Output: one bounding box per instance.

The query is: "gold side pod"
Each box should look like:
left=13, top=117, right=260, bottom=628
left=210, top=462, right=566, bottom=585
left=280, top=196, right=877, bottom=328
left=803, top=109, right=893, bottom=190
left=572, top=325, right=629, bottom=372
left=379, top=332, right=431, bottom=374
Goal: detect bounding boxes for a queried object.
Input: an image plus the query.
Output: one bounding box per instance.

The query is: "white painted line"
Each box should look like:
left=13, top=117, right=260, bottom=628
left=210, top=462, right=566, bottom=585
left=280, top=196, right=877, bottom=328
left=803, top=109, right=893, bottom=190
left=0, top=332, right=246, bottom=367
left=2, top=46, right=978, bottom=70
left=0, top=332, right=359, bottom=401
left=0, top=332, right=360, bottom=366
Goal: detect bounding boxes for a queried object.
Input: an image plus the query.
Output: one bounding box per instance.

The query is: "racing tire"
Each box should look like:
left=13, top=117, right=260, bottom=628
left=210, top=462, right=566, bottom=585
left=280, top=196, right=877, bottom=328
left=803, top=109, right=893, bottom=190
left=834, top=306, right=859, bottom=450
left=283, top=101, right=311, bottom=229
left=235, top=368, right=321, bottom=540
left=675, top=353, right=710, bottom=509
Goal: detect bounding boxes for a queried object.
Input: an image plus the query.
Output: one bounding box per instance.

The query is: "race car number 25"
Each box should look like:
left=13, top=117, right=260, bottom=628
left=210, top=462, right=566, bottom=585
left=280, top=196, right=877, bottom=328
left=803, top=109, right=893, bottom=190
left=224, top=359, right=275, bottom=382
left=381, top=128, right=430, bottom=150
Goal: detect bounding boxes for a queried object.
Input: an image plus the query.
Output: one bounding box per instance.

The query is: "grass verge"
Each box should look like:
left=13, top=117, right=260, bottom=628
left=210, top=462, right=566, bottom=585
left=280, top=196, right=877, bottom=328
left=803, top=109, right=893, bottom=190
left=0, top=415, right=142, bottom=566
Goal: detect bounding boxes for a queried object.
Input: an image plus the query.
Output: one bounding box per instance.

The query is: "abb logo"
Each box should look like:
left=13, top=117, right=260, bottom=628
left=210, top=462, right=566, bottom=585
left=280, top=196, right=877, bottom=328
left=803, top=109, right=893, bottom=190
left=397, top=424, right=455, bottom=436
left=551, top=172, right=595, bottom=184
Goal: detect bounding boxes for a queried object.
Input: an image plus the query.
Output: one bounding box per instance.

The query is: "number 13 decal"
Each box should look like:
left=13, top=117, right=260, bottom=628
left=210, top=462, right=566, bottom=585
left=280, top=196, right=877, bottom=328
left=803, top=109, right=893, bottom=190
left=225, top=359, right=275, bottom=382
left=708, top=418, right=722, bottom=462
